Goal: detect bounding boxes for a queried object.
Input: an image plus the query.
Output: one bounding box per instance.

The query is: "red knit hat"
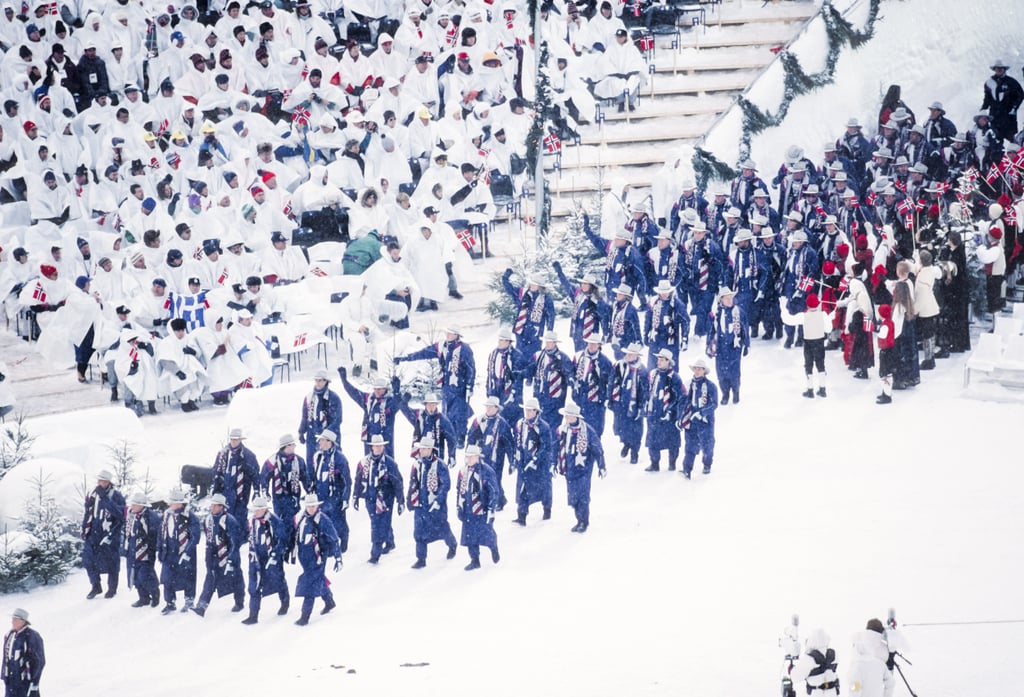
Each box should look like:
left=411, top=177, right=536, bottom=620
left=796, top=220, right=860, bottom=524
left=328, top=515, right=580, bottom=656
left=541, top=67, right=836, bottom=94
left=855, top=235, right=869, bottom=250
left=23, top=120, right=36, bottom=133
left=990, top=226, right=1003, bottom=240
left=40, top=264, right=57, bottom=278
left=260, top=171, right=276, bottom=183
left=927, top=204, right=939, bottom=220
left=806, top=293, right=820, bottom=309
left=822, top=260, right=837, bottom=275
left=836, top=242, right=850, bottom=258
left=878, top=304, right=892, bottom=319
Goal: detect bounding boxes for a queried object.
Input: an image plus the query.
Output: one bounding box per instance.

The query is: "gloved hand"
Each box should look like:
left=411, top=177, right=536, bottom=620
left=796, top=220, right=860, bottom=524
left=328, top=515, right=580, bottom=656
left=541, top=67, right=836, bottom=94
left=175, top=370, right=187, bottom=380
left=754, top=291, right=764, bottom=303
left=693, top=412, right=706, bottom=422
left=267, top=556, right=278, bottom=567
left=446, top=455, right=455, bottom=469
left=181, top=554, right=190, bottom=563
left=182, top=346, right=197, bottom=356
left=503, top=268, right=513, bottom=280
left=508, top=466, right=515, bottom=475
left=393, top=356, right=403, bottom=364
left=583, top=213, right=591, bottom=230
left=486, top=510, right=495, bottom=524
left=225, top=563, right=234, bottom=575
left=128, top=361, right=139, bottom=376
left=298, top=432, right=306, bottom=444
left=333, top=557, right=342, bottom=572
left=341, top=499, right=349, bottom=511
left=396, top=500, right=405, bottom=515
left=337, top=365, right=347, bottom=379
left=213, top=345, right=227, bottom=357
left=598, top=468, right=607, bottom=479
left=742, top=346, right=749, bottom=356
left=353, top=498, right=360, bottom=511
left=552, top=260, right=562, bottom=273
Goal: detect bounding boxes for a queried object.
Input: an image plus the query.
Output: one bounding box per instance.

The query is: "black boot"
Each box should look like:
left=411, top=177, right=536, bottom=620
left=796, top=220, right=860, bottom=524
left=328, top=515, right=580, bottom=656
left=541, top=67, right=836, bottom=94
left=542, top=507, right=551, bottom=520
left=513, top=515, right=526, bottom=526
left=131, top=596, right=149, bottom=608
left=411, top=559, right=427, bottom=569
left=447, top=544, right=457, bottom=560
left=87, top=583, right=103, bottom=599
left=464, top=558, right=481, bottom=570
left=110, top=386, right=119, bottom=402
left=802, top=389, right=814, bottom=399
left=321, top=597, right=336, bottom=615
left=817, top=387, right=827, bottom=398
left=629, top=448, right=638, bottom=465
left=853, top=368, right=868, bottom=380
left=148, top=400, right=157, bottom=414
left=278, top=599, right=289, bottom=616
left=161, top=602, right=176, bottom=615
left=241, top=612, right=259, bottom=625
left=619, top=443, right=629, bottom=458
left=295, top=613, right=311, bottom=626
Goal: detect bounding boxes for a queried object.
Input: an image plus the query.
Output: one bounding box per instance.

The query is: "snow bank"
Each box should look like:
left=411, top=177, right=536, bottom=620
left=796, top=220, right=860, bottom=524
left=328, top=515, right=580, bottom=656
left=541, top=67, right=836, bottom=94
left=20, top=406, right=143, bottom=476
left=0, top=457, right=86, bottom=529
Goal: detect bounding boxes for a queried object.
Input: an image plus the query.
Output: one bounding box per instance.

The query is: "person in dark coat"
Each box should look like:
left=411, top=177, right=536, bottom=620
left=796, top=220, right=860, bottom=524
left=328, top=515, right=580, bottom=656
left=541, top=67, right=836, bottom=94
left=353, top=434, right=404, bottom=564
left=922, top=101, right=958, bottom=149
left=297, top=369, right=343, bottom=467
left=532, top=330, right=573, bottom=416
left=1, top=609, right=44, bottom=697
left=211, top=428, right=260, bottom=535
left=158, top=488, right=201, bottom=614
left=781, top=230, right=821, bottom=349
left=81, top=469, right=125, bottom=599
left=75, top=41, right=110, bottom=109
left=123, top=493, right=161, bottom=609
left=304, top=429, right=351, bottom=557
left=511, top=397, right=554, bottom=525
left=644, top=349, right=686, bottom=472
left=730, top=159, right=769, bottom=214
left=241, top=497, right=290, bottom=625
left=681, top=222, right=725, bottom=339
left=608, top=284, right=643, bottom=360
left=396, top=391, right=458, bottom=466
left=609, top=343, right=648, bottom=465
left=937, top=230, right=970, bottom=354
left=456, top=445, right=500, bottom=570
left=466, top=395, right=515, bottom=510
left=708, top=287, right=749, bottom=405
left=645, top=279, right=690, bottom=370
left=338, top=367, right=399, bottom=457
left=753, top=227, right=786, bottom=340
left=193, top=493, right=245, bottom=617
left=502, top=270, right=555, bottom=359
left=260, top=433, right=306, bottom=527
left=407, top=435, right=458, bottom=568
left=292, top=494, right=341, bottom=626
left=570, top=335, right=613, bottom=436
left=485, top=326, right=530, bottom=427
left=982, top=59, right=1024, bottom=142
left=679, top=358, right=719, bottom=479
left=553, top=262, right=610, bottom=352
left=395, top=326, right=476, bottom=446
left=555, top=402, right=607, bottom=533
left=584, top=220, right=648, bottom=302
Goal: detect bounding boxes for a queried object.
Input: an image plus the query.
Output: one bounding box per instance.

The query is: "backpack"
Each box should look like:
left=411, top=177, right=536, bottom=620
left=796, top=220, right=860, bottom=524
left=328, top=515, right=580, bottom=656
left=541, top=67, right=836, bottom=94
left=806, top=649, right=839, bottom=694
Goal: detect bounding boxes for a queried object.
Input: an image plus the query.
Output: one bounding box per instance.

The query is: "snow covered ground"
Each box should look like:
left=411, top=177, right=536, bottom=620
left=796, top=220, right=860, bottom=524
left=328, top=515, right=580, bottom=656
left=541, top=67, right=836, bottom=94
left=2, top=318, right=1023, bottom=697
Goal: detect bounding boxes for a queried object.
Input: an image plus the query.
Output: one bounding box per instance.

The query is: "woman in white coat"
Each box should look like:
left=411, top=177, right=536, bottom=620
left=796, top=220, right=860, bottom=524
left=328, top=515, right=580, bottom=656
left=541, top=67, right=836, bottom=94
left=112, top=326, right=159, bottom=416
left=592, top=29, right=647, bottom=112
left=228, top=309, right=273, bottom=388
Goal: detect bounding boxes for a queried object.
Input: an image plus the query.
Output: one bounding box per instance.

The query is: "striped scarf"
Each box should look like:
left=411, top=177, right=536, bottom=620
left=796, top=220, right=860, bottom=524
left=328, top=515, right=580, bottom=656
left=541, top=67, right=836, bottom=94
left=488, top=347, right=512, bottom=400
left=441, top=341, right=461, bottom=387
left=612, top=300, right=629, bottom=338
left=270, top=451, right=302, bottom=497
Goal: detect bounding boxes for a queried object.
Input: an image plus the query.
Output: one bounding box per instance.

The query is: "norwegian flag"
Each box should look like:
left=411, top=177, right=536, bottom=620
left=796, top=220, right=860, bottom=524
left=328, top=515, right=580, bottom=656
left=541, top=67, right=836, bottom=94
left=985, top=163, right=1002, bottom=184
left=628, top=0, right=642, bottom=17
left=217, top=267, right=229, bottom=285
left=838, top=277, right=849, bottom=294
left=193, top=247, right=205, bottom=261
left=797, top=275, right=814, bottom=293
left=863, top=318, right=874, bottom=334
left=292, top=332, right=307, bottom=348
left=893, top=179, right=907, bottom=193
left=1000, top=153, right=1016, bottom=173
left=239, top=377, right=254, bottom=389
left=543, top=132, right=561, bottom=153
left=638, top=33, right=655, bottom=53
left=31, top=282, right=46, bottom=303
left=282, top=199, right=293, bottom=218
left=1006, top=206, right=1018, bottom=227
left=166, top=151, right=181, bottom=169
left=1013, top=150, right=1024, bottom=172
left=292, top=105, right=311, bottom=126
left=964, top=166, right=980, bottom=183
left=864, top=191, right=877, bottom=207
left=158, top=119, right=170, bottom=135
left=309, top=266, right=328, bottom=277
left=45, top=1, right=57, bottom=15
left=455, top=227, right=476, bottom=252
left=913, top=197, right=927, bottom=212
left=904, top=214, right=914, bottom=232
left=445, top=25, right=459, bottom=48
left=931, top=181, right=951, bottom=196
left=149, top=156, right=161, bottom=170
left=896, top=199, right=914, bottom=217
left=848, top=196, right=859, bottom=207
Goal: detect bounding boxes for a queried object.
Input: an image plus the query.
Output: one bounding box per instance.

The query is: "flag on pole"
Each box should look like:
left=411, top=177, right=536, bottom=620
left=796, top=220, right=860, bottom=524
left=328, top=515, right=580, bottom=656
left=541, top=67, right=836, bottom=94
left=455, top=227, right=476, bottom=252
left=543, top=132, right=561, bottom=153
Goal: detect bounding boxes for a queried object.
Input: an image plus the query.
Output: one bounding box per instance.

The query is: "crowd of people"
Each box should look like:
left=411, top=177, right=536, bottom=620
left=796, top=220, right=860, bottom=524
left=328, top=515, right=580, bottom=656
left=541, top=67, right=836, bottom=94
left=0, top=0, right=667, bottom=420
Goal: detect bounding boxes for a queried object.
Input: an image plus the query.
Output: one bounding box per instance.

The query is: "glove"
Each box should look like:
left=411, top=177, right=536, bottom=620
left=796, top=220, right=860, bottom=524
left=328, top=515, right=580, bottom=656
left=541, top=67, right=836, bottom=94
left=298, top=432, right=306, bottom=444
left=175, top=370, right=187, bottom=380
left=503, top=268, right=512, bottom=280
left=213, top=345, right=227, bottom=357
left=337, top=365, right=347, bottom=379
left=693, top=412, right=706, bottom=422
left=754, top=291, right=764, bottom=303
left=152, top=318, right=163, bottom=326
left=30, top=304, right=49, bottom=312
left=128, top=361, right=139, bottom=376
left=742, top=346, right=749, bottom=356
left=333, top=557, right=342, bottom=572
left=353, top=498, right=360, bottom=511
left=342, top=499, right=349, bottom=511
left=583, top=213, right=591, bottom=230
left=446, top=455, right=455, bottom=469
left=182, top=346, right=197, bottom=356
left=508, top=465, right=515, bottom=475
left=393, top=356, right=403, bottom=364
left=267, top=556, right=278, bottom=567
left=225, top=563, right=234, bottom=575
left=598, top=468, right=607, bottom=479
left=0, top=372, right=5, bottom=383
left=180, top=554, right=190, bottom=563
left=486, top=511, right=495, bottom=524
left=552, top=260, right=562, bottom=273
left=396, top=500, right=405, bottom=515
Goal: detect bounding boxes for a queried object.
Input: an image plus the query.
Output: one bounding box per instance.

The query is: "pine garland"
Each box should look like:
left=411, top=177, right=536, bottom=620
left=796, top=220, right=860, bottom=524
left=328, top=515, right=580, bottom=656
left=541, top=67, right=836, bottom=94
left=693, top=0, right=882, bottom=187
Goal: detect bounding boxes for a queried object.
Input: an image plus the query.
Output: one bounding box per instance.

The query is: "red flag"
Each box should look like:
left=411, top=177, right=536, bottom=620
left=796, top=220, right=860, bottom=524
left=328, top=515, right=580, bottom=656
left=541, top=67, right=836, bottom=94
left=1000, top=153, right=1015, bottom=173
left=291, top=106, right=311, bottom=126
left=864, top=191, right=877, bottom=207
left=1005, top=206, right=1018, bottom=227
left=293, top=333, right=307, bottom=348
left=904, top=214, right=914, bottom=232
left=797, top=275, right=814, bottom=293
left=31, top=283, right=46, bottom=303
left=932, top=181, right=950, bottom=196
left=310, top=266, right=328, bottom=277
left=893, top=179, right=907, bottom=193
left=985, top=164, right=1002, bottom=184
left=896, top=199, right=914, bottom=216
left=455, top=227, right=476, bottom=252
left=543, top=133, right=561, bottom=153
left=638, top=33, right=654, bottom=52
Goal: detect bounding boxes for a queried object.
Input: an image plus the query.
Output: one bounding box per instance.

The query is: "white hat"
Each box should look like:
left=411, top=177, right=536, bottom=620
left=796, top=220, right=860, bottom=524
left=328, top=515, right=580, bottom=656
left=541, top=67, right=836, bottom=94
left=445, top=325, right=461, bottom=336
left=248, top=496, right=270, bottom=511
left=465, top=444, right=482, bottom=457
left=482, top=395, right=501, bottom=408
left=654, top=279, right=675, bottom=295
left=314, top=369, right=331, bottom=381
left=717, top=286, right=737, bottom=299
left=497, top=326, right=514, bottom=341
left=128, top=492, right=149, bottom=507
left=168, top=488, right=188, bottom=505
left=689, top=357, right=708, bottom=370
left=790, top=230, right=809, bottom=244
left=11, top=608, right=28, bottom=623
left=750, top=214, right=769, bottom=228
left=803, top=184, right=819, bottom=195
left=655, top=348, right=674, bottom=362
left=623, top=343, right=643, bottom=355
left=614, top=284, right=633, bottom=297
left=521, top=396, right=541, bottom=411
left=302, top=493, right=321, bottom=507
left=558, top=401, right=581, bottom=417
left=277, top=433, right=295, bottom=448
left=584, top=334, right=603, bottom=344
left=542, top=330, right=559, bottom=343
left=422, top=392, right=440, bottom=404
left=368, top=434, right=389, bottom=446
left=228, top=428, right=245, bottom=439
left=725, top=206, right=742, bottom=218
left=97, top=469, right=114, bottom=482
left=614, top=229, right=633, bottom=241
left=416, top=434, right=437, bottom=450
left=318, top=429, right=338, bottom=443
left=733, top=229, right=753, bottom=244
left=209, top=493, right=227, bottom=506
left=371, top=377, right=389, bottom=389
left=738, top=159, right=757, bottom=170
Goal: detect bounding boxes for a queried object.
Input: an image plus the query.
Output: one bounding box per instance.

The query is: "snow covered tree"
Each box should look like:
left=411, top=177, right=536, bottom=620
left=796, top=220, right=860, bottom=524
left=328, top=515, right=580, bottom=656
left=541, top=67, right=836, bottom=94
left=0, top=412, right=35, bottom=481
left=0, top=527, right=31, bottom=593
left=19, top=470, right=82, bottom=586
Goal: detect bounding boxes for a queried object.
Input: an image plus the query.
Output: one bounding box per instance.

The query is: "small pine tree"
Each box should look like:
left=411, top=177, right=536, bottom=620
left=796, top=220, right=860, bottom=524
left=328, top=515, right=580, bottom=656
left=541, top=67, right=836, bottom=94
left=19, top=470, right=82, bottom=586
left=0, top=526, right=30, bottom=593
left=106, top=439, right=138, bottom=491
left=0, top=412, right=35, bottom=481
